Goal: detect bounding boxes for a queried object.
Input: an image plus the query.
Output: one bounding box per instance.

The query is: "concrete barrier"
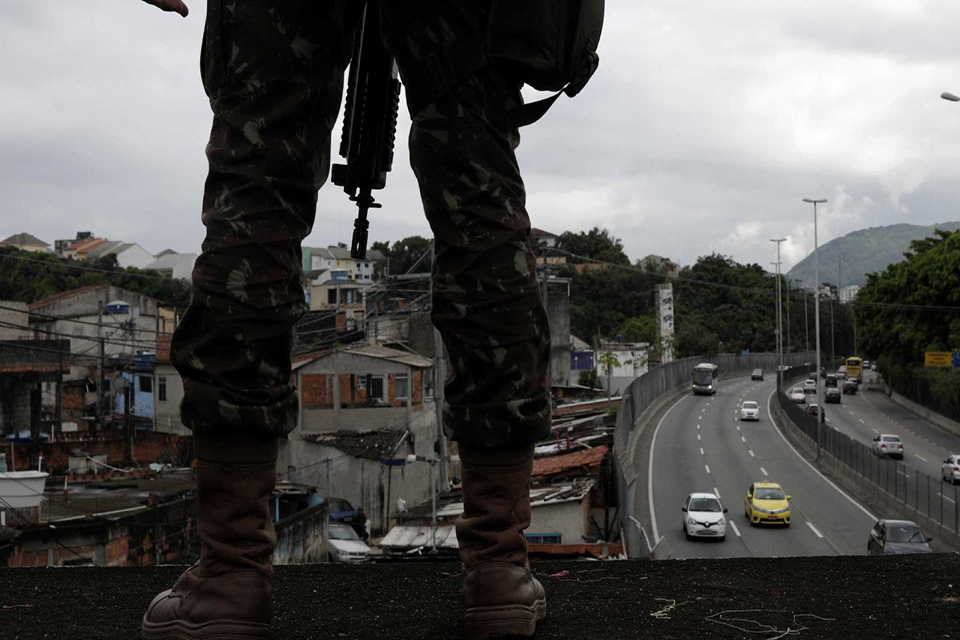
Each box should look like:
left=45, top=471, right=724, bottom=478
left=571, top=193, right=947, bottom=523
left=883, top=386, right=960, bottom=439
left=771, top=393, right=960, bottom=553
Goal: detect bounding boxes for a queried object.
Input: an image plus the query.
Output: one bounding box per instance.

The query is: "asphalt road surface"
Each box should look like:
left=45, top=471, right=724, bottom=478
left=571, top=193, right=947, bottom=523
left=649, top=375, right=877, bottom=560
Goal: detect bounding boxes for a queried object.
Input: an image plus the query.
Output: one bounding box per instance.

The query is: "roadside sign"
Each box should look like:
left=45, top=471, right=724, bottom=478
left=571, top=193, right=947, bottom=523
left=924, top=351, right=953, bottom=368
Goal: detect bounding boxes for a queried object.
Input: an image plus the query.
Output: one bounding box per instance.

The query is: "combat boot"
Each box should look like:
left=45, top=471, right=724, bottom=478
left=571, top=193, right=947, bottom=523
left=141, top=434, right=279, bottom=640
left=457, top=443, right=546, bottom=640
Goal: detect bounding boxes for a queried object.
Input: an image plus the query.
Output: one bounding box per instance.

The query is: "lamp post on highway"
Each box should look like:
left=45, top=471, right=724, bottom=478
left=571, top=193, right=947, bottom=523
left=803, top=198, right=827, bottom=456
left=770, top=238, right=786, bottom=387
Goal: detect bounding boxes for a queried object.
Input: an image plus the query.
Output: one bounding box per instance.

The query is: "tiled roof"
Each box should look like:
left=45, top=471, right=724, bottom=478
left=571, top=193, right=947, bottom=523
left=303, top=430, right=407, bottom=461
left=0, top=232, right=48, bottom=247
left=28, top=285, right=107, bottom=311
left=531, top=445, right=608, bottom=479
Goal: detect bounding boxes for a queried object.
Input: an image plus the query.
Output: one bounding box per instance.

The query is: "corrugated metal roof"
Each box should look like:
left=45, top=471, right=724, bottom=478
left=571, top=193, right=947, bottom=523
left=342, top=344, right=433, bottom=368
left=303, top=430, right=407, bottom=461
left=380, top=524, right=458, bottom=550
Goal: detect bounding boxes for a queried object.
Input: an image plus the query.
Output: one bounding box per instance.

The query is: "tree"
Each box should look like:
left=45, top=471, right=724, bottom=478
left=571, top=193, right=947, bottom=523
left=382, top=236, right=433, bottom=275
left=556, top=227, right=631, bottom=265
left=577, top=369, right=600, bottom=389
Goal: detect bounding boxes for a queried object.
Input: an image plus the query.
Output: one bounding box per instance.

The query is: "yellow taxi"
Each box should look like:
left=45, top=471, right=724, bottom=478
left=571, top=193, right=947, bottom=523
left=744, top=482, right=791, bottom=526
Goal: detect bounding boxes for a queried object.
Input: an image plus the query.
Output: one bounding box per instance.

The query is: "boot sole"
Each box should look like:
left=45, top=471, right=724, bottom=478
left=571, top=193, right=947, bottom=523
left=463, top=599, right=546, bottom=639
left=141, top=618, right=272, bottom=640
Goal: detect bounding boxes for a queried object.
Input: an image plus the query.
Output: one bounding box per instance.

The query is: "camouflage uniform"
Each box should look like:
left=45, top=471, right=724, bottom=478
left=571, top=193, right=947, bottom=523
left=171, top=1, right=552, bottom=450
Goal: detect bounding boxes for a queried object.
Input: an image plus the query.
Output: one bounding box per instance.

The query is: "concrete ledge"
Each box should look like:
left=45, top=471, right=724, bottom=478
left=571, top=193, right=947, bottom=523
left=771, top=394, right=960, bottom=553
left=884, top=385, right=960, bottom=439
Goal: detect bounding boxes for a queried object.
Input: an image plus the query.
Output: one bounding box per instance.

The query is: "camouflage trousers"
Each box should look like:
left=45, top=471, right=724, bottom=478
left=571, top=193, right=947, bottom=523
left=171, top=1, right=552, bottom=450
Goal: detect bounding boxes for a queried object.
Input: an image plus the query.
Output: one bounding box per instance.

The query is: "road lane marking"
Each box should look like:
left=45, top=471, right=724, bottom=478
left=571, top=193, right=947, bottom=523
left=713, top=487, right=721, bottom=498
left=765, top=389, right=877, bottom=522
left=697, top=434, right=701, bottom=440
left=871, top=428, right=879, bottom=434
left=858, top=418, right=865, bottom=424
left=897, top=470, right=910, bottom=478
left=700, top=448, right=705, bottom=455
left=938, top=493, right=956, bottom=504
left=647, top=393, right=688, bottom=544
left=760, top=467, right=768, bottom=476
left=705, top=464, right=711, bottom=474
left=806, top=522, right=824, bottom=539
left=729, top=521, right=741, bottom=537
left=749, top=450, right=755, bottom=457
left=741, top=436, right=746, bottom=442
left=916, top=454, right=928, bottom=463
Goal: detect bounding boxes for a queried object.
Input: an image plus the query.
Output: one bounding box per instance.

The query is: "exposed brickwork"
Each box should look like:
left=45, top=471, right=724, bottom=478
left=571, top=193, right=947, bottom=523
left=299, top=372, right=423, bottom=409
left=5, top=432, right=190, bottom=474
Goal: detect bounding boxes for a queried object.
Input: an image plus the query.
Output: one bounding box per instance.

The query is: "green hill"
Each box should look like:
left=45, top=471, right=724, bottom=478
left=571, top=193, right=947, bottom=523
left=786, top=221, right=960, bottom=288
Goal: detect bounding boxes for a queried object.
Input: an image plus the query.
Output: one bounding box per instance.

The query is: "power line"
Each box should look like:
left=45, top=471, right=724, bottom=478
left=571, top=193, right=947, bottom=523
left=0, top=251, right=181, bottom=282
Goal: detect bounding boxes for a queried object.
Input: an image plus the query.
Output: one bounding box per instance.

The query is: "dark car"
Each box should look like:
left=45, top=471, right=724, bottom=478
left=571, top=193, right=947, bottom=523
left=751, top=368, right=764, bottom=381
left=806, top=403, right=824, bottom=419
left=819, top=367, right=827, bottom=379
left=825, top=374, right=838, bottom=388
left=843, top=378, right=858, bottom=395
left=825, top=387, right=841, bottom=404
left=868, top=519, right=932, bottom=555
left=327, top=497, right=358, bottom=524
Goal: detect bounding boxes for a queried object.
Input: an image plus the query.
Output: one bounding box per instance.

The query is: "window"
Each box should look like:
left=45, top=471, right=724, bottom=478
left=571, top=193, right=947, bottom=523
left=395, top=374, right=409, bottom=400
left=158, top=376, right=167, bottom=402
left=139, top=376, right=152, bottom=393
left=525, top=534, right=562, bottom=544
left=328, top=289, right=337, bottom=304
left=369, top=376, right=385, bottom=401
left=356, top=375, right=366, bottom=391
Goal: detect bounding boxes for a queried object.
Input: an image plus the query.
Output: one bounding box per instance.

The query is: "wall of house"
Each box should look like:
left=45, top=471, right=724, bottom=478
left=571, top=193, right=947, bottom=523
left=280, top=402, right=440, bottom=534
left=114, top=372, right=155, bottom=420
left=274, top=501, right=328, bottom=565
left=300, top=371, right=424, bottom=410
left=154, top=363, right=189, bottom=435
left=527, top=498, right=589, bottom=544
left=547, top=294, right=572, bottom=387
left=0, top=301, right=30, bottom=339
left=116, top=245, right=156, bottom=269
left=4, top=431, right=190, bottom=473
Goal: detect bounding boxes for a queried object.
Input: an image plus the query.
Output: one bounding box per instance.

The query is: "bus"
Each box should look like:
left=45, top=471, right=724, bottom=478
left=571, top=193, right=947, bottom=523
left=692, top=363, right=719, bottom=395
left=845, top=357, right=862, bottom=381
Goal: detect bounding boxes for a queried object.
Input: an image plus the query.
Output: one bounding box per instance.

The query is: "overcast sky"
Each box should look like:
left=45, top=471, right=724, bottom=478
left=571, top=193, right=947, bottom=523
left=4, top=1, right=960, bottom=271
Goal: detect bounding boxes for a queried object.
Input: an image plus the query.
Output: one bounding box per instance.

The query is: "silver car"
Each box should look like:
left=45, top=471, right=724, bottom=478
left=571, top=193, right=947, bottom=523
left=682, top=493, right=727, bottom=541
left=740, top=401, right=760, bottom=421
left=872, top=434, right=904, bottom=460
left=942, top=455, right=960, bottom=485
left=328, top=522, right=372, bottom=563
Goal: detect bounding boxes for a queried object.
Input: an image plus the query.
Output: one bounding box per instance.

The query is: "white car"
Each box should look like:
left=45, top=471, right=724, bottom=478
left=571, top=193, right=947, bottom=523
left=740, top=401, right=760, bottom=421
left=802, top=379, right=817, bottom=394
left=872, top=434, right=904, bottom=460
left=682, top=492, right=727, bottom=541
left=789, top=387, right=806, bottom=404
left=942, top=455, right=960, bottom=485
left=328, top=522, right=371, bottom=562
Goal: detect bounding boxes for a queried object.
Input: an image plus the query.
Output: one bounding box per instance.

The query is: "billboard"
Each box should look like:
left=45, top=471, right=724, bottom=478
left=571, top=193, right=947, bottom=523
left=924, top=351, right=953, bottom=368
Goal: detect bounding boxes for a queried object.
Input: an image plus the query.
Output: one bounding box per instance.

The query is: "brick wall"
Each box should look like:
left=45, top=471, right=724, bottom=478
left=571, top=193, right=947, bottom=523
left=300, top=372, right=423, bottom=409
left=5, top=432, right=190, bottom=474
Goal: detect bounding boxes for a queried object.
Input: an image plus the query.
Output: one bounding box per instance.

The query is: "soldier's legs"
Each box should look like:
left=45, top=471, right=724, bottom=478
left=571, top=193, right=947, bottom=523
left=405, top=66, right=551, bottom=639
left=143, top=3, right=361, bottom=639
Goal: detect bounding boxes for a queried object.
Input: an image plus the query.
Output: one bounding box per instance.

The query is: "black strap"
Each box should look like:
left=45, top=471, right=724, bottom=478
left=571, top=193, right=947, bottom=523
left=506, top=90, right=564, bottom=128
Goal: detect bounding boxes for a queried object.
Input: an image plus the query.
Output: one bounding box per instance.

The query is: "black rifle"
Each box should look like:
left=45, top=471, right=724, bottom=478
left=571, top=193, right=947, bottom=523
left=331, top=0, right=401, bottom=260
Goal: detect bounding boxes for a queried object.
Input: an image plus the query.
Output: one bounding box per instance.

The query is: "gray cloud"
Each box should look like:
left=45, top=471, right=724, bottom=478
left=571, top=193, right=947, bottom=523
left=3, top=1, right=960, bottom=271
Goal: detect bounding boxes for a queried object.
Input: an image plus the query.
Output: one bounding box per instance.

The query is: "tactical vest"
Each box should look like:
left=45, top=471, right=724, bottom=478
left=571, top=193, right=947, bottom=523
left=404, top=0, right=605, bottom=127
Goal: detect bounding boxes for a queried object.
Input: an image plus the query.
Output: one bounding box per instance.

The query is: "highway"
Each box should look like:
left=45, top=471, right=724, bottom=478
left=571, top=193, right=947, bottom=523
left=808, top=370, right=960, bottom=531
left=649, top=375, right=877, bottom=560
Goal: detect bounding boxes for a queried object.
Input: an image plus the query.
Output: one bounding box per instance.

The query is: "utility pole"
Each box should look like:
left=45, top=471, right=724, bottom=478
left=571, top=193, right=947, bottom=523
left=785, top=278, right=791, bottom=353
left=770, top=238, right=786, bottom=386
left=96, top=300, right=104, bottom=433
left=429, top=242, right=449, bottom=490
left=803, top=197, right=828, bottom=456
left=803, top=285, right=809, bottom=355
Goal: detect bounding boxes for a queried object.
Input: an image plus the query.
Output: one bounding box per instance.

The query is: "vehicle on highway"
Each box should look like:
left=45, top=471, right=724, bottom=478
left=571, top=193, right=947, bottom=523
left=328, top=522, right=372, bottom=562
left=863, top=359, right=871, bottom=369
left=838, top=365, right=846, bottom=376
left=692, top=363, right=719, bottom=395
left=867, top=519, right=932, bottom=555
left=802, top=379, right=817, bottom=394
left=819, top=366, right=827, bottom=379
left=870, top=362, right=877, bottom=371
left=825, top=387, right=841, bottom=404
left=751, top=368, right=764, bottom=381
left=845, top=357, right=863, bottom=381
left=942, top=455, right=960, bottom=485
left=842, top=378, right=858, bottom=395
left=806, top=403, right=824, bottom=419
left=744, top=482, right=791, bottom=526
left=682, top=492, right=728, bottom=540
left=789, top=387, right=806, bottom=403
left=824, top=374, right=838, bottom=388
left=872, top=434, right=904, bottom=459
left=740, top=401, right=761, bottom=421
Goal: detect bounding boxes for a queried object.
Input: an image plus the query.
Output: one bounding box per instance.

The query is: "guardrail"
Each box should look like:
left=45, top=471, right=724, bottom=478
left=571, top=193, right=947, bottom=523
left=776, top=374, right=960, bottom=536
left=614, top=352, right=815, bottom=558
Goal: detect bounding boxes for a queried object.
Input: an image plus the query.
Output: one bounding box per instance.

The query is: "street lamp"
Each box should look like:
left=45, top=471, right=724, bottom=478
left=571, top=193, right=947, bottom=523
left=803, top=198, right=827, bottom=455
left=406, top=454, right=440, bottom=552
left=770, top=238, right=786, bottom=386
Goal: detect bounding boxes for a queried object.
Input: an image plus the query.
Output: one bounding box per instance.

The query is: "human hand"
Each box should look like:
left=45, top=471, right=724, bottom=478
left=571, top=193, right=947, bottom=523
left=140, top=0, right=189, bottom=17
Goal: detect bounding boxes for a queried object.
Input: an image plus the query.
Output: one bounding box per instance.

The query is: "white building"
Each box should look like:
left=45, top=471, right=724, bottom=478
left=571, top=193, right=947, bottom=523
left=839, top=285, right=860, bottom=304
left=145, top=252, right=198, bottom=282
left=80, top=241, right=156, bottom=269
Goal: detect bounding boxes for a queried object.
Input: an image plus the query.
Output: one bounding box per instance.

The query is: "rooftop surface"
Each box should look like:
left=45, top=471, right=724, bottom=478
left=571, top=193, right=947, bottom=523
left=3, top=553, right=957, bottom=639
